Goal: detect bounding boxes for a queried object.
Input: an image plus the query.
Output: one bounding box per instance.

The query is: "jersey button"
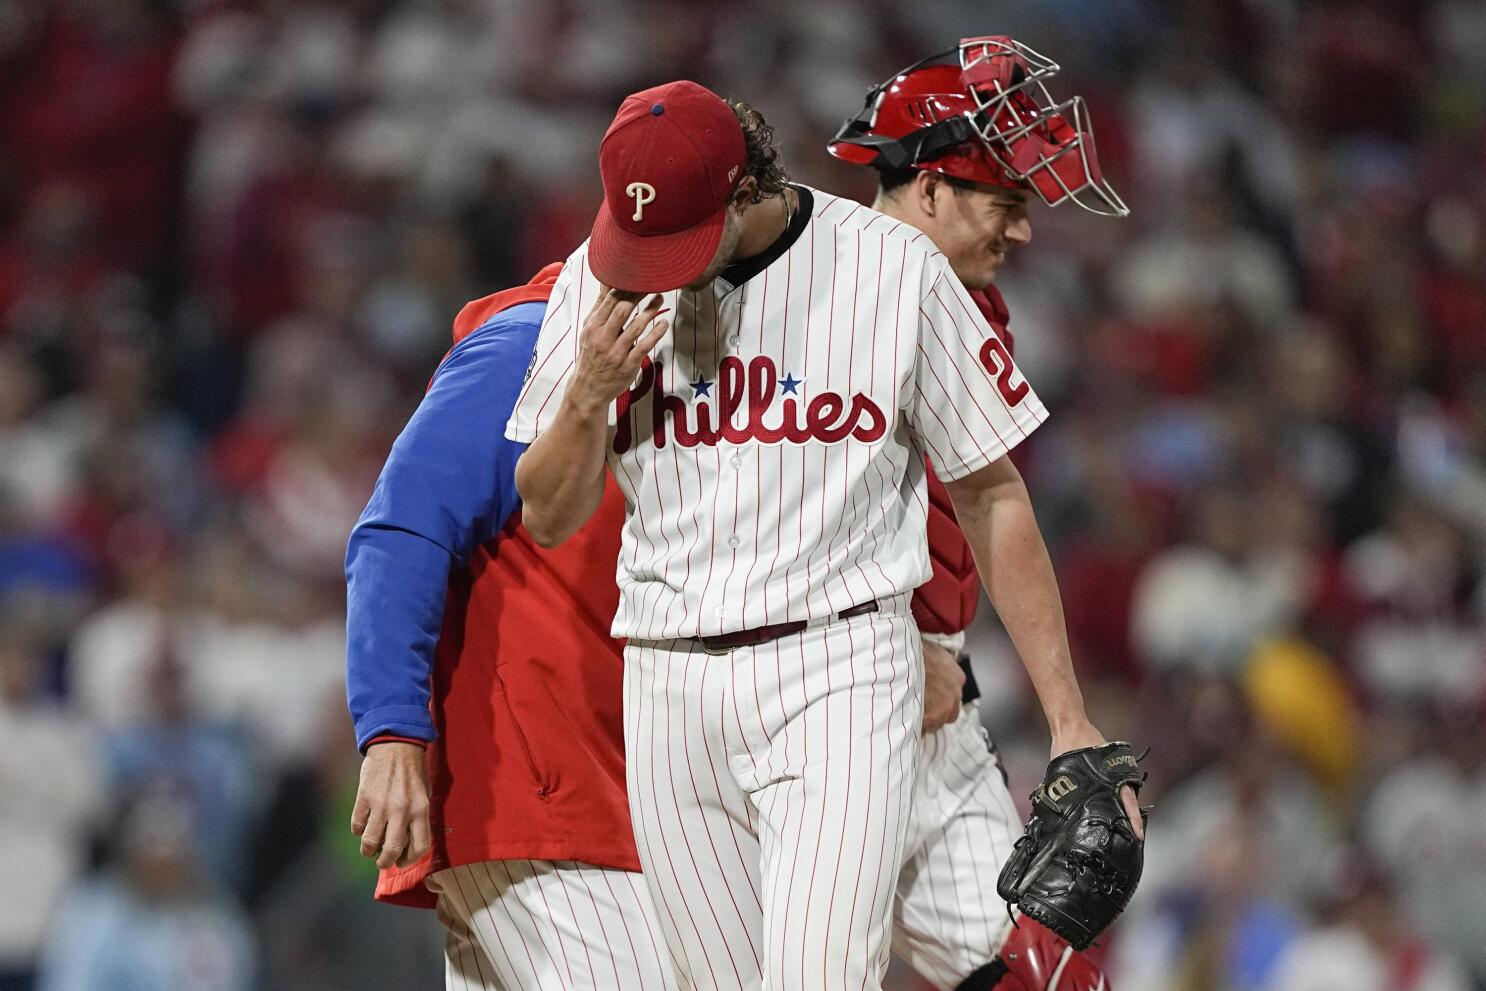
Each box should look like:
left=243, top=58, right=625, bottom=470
left=727, top=534, right=740, bottom=548
left=730, top=455, right=743, bottom=469
left=728, top=334, right=740, bottom=347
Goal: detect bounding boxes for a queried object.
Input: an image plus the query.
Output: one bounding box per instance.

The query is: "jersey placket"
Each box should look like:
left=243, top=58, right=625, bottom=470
left=697, top=283, right=747, bottom=630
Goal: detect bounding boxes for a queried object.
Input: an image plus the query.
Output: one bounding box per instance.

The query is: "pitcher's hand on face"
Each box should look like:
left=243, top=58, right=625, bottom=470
left=921, top=640, right=966, bottom=734
left=568, top=288, right=670, bottom=415
left=351, top=741, right=432, bottom=870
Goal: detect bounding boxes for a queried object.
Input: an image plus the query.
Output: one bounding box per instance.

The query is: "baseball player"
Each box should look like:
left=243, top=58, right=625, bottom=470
left=508, top=54, right=1135, bottom=991
left=826, top=37, right=1135, bottom=990
left=342, top=267, right=986, bottom=989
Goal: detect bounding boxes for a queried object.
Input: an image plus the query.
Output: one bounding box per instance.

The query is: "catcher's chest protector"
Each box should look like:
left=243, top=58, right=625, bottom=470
left=911, top=468, right=981, bottom=635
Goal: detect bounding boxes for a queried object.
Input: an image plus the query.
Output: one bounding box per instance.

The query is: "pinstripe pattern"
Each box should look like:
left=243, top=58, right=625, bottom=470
left=893, top=702, right=1022, bottom=989
left=505, top=188, right=1047, bottom=643
left=624, top=595, right=924, bottom=991
left=429, top=860, right=677, bottom=990
left=440, top=895, right=498, bottom=991
left=504, top=187, right=1047, bottom=987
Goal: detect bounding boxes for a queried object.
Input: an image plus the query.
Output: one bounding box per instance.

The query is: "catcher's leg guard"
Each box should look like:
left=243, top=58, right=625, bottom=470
left=953, top=917, right=1110, bottom=991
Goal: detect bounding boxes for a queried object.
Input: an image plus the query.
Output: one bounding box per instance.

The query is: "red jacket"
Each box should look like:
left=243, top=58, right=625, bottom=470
left=375, top=272, right=636, bottom=908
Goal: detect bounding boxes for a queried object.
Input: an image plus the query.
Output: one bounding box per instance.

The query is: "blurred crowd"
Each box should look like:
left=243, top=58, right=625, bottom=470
left=1, top=0, right=1484, bottom=988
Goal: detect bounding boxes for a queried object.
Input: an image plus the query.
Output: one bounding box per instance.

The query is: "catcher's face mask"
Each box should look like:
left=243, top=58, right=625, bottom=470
left=829, top=35, right=1129, bottom=218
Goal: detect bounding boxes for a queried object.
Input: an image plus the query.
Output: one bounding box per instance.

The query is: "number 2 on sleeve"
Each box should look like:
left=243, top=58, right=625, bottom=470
left=978, top=335, right=1028, bottom=407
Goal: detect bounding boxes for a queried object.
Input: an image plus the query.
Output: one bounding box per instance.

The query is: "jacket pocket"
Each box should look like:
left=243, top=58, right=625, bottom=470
left=490, top=664, right=554, bottom=798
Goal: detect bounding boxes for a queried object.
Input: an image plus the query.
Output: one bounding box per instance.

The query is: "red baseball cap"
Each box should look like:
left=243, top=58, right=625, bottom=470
left=589, top=80, right=747, bottom=292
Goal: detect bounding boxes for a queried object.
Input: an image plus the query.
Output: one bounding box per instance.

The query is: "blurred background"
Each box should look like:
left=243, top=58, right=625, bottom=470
left=1, top=0, right=1484, bottom=988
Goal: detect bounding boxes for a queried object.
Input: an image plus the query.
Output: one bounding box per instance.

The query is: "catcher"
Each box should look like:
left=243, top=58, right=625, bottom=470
left=826, top=35, right=1149, bottom=981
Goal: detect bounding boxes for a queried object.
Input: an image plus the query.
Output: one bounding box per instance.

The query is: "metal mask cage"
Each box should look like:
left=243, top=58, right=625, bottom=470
left=957, top=37, right=1130, bottom=217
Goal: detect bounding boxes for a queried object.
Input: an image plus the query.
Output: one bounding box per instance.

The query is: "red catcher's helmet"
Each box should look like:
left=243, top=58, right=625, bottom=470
left=828, top=36, right=1129, bottom=217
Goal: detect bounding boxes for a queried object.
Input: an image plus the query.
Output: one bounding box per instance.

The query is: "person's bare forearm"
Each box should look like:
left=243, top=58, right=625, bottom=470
left=516, top=289, right=669, bottom=546
left=515, top=392, right=610, bottom=547
left=945, top=457, right=1089, bottom=737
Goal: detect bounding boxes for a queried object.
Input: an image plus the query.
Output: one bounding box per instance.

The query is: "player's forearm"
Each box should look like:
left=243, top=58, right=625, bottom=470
left=946, top=459, right=1089, bottom=735
left=514, top=393, right=610, bottom=547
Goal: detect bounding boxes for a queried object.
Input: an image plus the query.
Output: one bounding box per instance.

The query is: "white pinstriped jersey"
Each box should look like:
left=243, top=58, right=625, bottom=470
left=506, top=187, right=1048, bottom=641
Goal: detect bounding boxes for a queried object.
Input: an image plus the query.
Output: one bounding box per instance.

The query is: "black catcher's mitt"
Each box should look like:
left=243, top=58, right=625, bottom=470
left=996, top=742, right=1147, bottom=949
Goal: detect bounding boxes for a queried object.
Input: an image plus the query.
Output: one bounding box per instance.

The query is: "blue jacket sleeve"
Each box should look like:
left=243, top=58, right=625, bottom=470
left=344, top=303, right=542, bottom=751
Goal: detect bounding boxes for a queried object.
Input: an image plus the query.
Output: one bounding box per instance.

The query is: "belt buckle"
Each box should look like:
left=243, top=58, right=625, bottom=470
left=698, top=637, right=736, bottom=656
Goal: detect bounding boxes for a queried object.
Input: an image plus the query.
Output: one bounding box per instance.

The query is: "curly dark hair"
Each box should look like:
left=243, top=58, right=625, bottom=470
left=727, top=99, right=790, bottom=203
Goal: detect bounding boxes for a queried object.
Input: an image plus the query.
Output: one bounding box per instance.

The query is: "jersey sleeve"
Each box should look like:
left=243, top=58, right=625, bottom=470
left=906, top=265, right=1050, bottom=481
left=506, top=251, right=590, bottom=443
left=344, top=311, right=537, bottom=752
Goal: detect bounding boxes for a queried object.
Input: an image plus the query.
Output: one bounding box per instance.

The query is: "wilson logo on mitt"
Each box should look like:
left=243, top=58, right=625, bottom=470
left=1040, top=774, right=1078, bottom=804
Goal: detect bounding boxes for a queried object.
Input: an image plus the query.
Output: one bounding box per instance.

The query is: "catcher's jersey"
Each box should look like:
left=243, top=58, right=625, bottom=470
left=506, top=187, right=1047, bottom=641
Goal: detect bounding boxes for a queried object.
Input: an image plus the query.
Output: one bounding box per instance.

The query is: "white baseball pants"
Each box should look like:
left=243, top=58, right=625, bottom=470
left=429, top=859, right=678, bottom=990
left=623, top=594, right=926, bottom=991
left=425, top=664, right=1019, bottom=991
left=894, top=701, right=1022, bottom=988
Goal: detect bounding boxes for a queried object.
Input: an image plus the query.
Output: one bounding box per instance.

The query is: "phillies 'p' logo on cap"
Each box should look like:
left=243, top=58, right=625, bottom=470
left=626, top=182, right=657, bottom=221
left=589, top=81, right=748, bottom=292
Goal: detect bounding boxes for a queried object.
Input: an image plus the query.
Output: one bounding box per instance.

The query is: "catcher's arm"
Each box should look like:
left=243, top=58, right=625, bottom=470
left=944, top=453, right=1144, bottom=838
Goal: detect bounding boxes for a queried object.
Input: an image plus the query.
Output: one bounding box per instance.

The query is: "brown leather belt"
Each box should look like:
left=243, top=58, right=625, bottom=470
left=697, top=600, right=879, bottom=653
